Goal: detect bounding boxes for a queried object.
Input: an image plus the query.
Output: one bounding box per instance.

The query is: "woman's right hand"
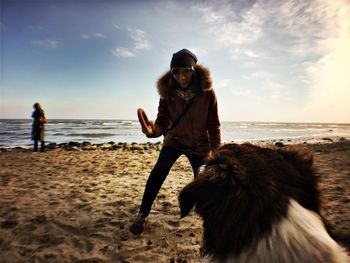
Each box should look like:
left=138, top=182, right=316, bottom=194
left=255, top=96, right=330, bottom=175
left=137, top=108, right=155, bottom=137
left=142, top=121, right=155, bottom=137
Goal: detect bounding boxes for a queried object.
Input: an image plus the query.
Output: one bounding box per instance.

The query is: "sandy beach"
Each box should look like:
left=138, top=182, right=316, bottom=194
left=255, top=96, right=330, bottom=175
left=0, top=140, right=349, bottom=262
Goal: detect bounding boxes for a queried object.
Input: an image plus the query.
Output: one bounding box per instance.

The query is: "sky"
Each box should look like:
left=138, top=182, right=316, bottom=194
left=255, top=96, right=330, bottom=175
left=1, top=0, right=349, bottom=123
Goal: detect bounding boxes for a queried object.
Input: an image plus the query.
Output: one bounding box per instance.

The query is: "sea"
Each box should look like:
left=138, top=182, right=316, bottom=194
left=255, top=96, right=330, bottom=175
left=1, top=119, right=350, bottom=148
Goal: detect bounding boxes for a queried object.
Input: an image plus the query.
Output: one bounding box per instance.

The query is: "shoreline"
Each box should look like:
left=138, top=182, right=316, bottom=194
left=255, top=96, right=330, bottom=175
left=1, top=135, right=348, bottom=152
left=0, top=139, right=349, bottom=262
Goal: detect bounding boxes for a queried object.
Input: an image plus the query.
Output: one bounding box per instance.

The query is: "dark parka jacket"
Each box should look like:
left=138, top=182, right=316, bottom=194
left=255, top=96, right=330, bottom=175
left=151, top=64, right=221, bottom=156
left=31, top=110, right=45, bottom=141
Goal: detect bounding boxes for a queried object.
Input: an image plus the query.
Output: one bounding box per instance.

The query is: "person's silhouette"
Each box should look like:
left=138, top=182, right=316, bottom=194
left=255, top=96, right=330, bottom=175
left=31, top=103, right=46, bottom=152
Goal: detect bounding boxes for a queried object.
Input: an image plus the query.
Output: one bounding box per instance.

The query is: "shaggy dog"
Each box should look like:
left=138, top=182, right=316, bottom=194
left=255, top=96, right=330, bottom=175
left=179, top=143, right=349, bottom=263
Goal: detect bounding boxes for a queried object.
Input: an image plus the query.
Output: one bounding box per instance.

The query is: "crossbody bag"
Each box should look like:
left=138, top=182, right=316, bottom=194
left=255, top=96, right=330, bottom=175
left=163, top=98, right=195, bottom=136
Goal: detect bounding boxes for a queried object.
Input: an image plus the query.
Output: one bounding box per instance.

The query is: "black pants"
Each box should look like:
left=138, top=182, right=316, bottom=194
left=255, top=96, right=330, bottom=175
left=139, top=146, right=205, bottom=217
left=34, top=140, right=45, bottom=152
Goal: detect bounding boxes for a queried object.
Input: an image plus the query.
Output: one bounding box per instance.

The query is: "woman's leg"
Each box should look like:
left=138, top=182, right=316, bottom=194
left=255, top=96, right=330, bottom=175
left=185, top=152, right=205, bottom=178
left=139, top=146, right=182, bottom=217
left=40, top=140, right=45, bottom=152
left=34, top=140, right=38, bottom=152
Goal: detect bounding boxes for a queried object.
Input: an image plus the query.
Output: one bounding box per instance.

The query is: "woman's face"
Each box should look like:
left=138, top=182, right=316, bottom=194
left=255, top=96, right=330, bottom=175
left=172, top=68, right=193, bottom=88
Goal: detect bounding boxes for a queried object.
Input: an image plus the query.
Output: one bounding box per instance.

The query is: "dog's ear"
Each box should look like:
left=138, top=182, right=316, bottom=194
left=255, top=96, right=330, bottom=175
left=178, top=176, right=207, bottom=218
left=178, top=182, right=196, bottom=218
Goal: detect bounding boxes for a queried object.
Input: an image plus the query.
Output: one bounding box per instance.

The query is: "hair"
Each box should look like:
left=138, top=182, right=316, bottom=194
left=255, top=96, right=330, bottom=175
left=33, top=102, right=44, bottom=115
left=179, top=143, right=349, bottom=263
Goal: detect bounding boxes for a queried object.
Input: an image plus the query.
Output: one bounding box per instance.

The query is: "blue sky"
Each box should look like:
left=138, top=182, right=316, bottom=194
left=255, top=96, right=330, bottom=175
left=1, top=0, right=349, bottom=123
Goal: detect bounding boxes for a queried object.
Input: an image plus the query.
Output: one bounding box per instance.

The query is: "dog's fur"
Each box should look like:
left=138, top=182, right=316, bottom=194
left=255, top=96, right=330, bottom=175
left=179, top=143, right=349, bottom=263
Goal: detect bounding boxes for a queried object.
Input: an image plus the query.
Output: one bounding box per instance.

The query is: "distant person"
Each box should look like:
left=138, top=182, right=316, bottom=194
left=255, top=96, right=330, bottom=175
left=31, top=102, right=46, bottom=152
left=130, top=49, right=221, bottom=235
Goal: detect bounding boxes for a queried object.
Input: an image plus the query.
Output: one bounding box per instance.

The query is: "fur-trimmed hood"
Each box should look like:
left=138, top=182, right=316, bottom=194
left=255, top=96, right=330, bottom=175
left=156, top=64, right=212, bottom=99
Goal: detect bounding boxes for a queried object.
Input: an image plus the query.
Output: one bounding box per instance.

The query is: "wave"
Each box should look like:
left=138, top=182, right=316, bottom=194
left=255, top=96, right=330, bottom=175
left=67, top=133, right=116, bottom=138
left=102, top=121, right=138, bottom=126
left=0, top=132, right=15, bottom=136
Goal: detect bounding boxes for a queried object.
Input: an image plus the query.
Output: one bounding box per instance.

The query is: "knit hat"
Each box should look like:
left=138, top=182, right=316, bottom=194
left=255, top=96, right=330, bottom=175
left=170, top=49, right=197, bottom=71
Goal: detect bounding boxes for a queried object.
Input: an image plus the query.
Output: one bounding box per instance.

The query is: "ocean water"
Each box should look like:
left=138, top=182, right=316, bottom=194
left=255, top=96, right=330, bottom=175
left=1, top=119, right=350, bottom=148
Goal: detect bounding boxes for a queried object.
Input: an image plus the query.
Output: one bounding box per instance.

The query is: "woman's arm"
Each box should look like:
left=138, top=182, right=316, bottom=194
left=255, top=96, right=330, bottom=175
left=207, top=89, right=221, bottom=151
left=147, top=98, right=171, bottom=138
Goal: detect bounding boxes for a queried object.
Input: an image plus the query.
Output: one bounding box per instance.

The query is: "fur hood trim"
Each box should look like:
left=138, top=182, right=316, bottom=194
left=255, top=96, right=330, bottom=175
left=156, top=64, right=212, bottom=99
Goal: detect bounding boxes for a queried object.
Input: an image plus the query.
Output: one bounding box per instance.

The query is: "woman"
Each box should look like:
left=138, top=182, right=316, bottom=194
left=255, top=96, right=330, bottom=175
left=130, top=49, right=221, bottom=235
left=31, top=102, right=46, bottom=152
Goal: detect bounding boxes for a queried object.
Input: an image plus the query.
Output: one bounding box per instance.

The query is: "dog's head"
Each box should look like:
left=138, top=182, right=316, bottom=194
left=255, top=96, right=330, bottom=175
left=178, top=142, right=320, bottom=258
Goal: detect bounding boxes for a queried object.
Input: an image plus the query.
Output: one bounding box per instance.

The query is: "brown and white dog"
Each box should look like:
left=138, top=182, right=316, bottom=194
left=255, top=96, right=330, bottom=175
left=179, top=143, right=349, bottom=263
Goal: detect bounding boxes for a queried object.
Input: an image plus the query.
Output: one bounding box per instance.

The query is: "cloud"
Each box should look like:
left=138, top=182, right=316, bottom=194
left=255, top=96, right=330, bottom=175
left=194, top=0, right=350, bottom=122
left=219, top=79, right=253, bottom=97
left=193, top=1, right=265, bottom=46
left=218, top=79, right=234, bottom=89
left=192, top=0, right=337, bottom=60
left=300, top=53, right=350, bottom=122
left=191, top=1, right=268, bottom=61
left=31, top=39, right=58, bottom=49
left=248, top=71, right=285, bottom=100
left=275, top=0, right=350, bottom=122
left=191, top=3, right=227, bottom=24
left=81, top=32, right=106, bottom=39
left=112, top=27, right=151, bottom=58
left=188, top=47, right=208, bottom=58
left=228, top=47, right=261, bottom=59
left=127, top=28, right=151, bottom=51
left=128, top=28, right=145, bottom=42
left=112, top=47, right=135, bottom=58
left=81, top=34, right=90, bottom=39
left=94, top=32, right=106, bottom=38
left=247, top=71, right=275, bottom=80
left=266, top=0, right=337, bottom=58
left=229, top=88, right=252, bottom=97
left=133, top=39, right=151, bottom=51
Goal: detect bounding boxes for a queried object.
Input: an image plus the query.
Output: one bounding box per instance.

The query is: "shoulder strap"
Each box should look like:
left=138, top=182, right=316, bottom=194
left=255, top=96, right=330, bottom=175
left=163, top=99, right=195, bottom=135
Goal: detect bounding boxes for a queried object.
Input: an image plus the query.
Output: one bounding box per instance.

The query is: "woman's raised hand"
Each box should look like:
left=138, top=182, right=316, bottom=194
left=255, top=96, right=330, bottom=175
left=137, top=108, right=154, bottom=137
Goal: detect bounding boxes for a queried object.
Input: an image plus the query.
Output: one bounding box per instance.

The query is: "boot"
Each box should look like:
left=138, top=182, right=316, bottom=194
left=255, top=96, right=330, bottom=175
left=129, top=213, right=147, bottom=235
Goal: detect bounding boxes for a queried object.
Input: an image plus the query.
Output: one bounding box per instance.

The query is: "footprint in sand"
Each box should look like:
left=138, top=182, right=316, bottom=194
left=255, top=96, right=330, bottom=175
left=72, top=237, right=84, bottom=249
left=85, top=188, right=94, bottom=193
left=0, top=173, right=12, bottom=186
left=158, top=194, right=166, bottom=200
left=0, top=219, right=18, bottom=229
left=49, top=200, right=60, bottom=208
left=162, top=201, right=172, bottom=207
left=35, top=253, right=58, bottom=262
left=166, top=219, right=180, bottom=227
left=71, top=237, right=95, bottom=253
left=30, top=215, right=47, bottom=224
left=52, top=219, right=81, bottom=235
left=85, top=239, right=94, bottom=252
left=76, top=202, right=92, bottom=212
left=0, top=232, right=12, bottom=250
left=21, top=222, right=38, bottom=232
